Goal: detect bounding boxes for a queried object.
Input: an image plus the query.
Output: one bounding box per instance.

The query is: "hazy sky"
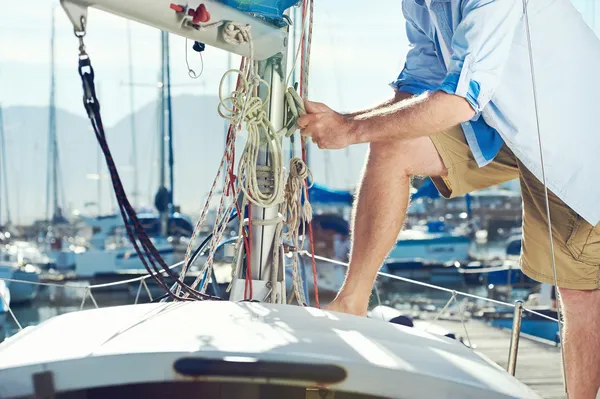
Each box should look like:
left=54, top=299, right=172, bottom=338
left=1, top=0, right=597, bottom=123
left=0, top=0, right=412, bottom=125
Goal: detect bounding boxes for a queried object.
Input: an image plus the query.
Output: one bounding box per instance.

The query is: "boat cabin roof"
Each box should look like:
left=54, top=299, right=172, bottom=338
left=0, top=302, right=540, bottom=398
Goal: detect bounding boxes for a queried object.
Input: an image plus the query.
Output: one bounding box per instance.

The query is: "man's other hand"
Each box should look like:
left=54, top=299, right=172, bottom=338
left=297, top=100, right=359, bottom=150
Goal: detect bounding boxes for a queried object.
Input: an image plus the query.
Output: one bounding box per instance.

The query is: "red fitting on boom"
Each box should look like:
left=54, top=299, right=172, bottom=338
left=169, top=3, right=185, bottom=13
left=191, top=3, right=211, bottom=24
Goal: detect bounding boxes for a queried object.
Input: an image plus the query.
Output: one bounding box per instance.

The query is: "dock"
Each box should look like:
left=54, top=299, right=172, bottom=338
left=435, top=319, right=565, bottom=399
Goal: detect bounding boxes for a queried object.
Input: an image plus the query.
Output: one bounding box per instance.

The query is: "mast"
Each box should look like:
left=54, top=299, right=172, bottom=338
left=0, top=106, right=15, bottom=227
left=229, top=30, right=290, bottom=303
left=165, top=34, right=174, bottom=215
left=46, top=7, right=60, bottom=224
left=159, top=40, right=165, bottom=193
left=156, top=31, right=172, bottom=236
left=125, top=32, right=183, bottom=232
left=126, top=21, right=139, bottom=210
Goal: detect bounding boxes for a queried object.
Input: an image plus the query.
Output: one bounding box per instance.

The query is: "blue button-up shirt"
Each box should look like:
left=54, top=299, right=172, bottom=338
left=392, top=0, right=600, bottom=225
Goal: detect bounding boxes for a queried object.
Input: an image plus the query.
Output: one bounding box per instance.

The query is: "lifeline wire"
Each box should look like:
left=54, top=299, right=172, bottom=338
left=300, top=251, right=561, bottom=323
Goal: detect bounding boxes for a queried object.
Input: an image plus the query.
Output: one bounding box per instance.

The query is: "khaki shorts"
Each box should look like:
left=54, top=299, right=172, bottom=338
left=430, top=126, right=600, bottom=290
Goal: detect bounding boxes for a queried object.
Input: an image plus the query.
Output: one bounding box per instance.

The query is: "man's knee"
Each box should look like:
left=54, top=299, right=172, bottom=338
left=370, top=140, right=411, bottom=161
left=369, top=138, right=446, bottom=177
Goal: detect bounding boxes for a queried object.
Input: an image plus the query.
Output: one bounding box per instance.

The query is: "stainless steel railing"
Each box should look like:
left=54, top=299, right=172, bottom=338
left=0, top=252, right=560, bottom=376
left=298, top=251, right=561, bottom=376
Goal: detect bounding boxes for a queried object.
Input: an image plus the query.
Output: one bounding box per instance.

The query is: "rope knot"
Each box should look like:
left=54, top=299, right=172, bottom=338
left=289, top=158, right=309, bottom=180
left=223, top=22, right=252, bottom=46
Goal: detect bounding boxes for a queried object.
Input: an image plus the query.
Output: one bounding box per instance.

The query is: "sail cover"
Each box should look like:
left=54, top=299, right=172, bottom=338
left=219, top=0, right=299, bottom=24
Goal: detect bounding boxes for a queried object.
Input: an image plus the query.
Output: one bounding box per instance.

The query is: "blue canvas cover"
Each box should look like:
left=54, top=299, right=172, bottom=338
left=219, top=0, right=298, bottom=25
left=307, top=183, right=353, bottom=206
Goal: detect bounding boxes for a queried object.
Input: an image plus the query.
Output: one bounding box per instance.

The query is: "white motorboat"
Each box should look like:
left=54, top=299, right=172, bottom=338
left=0, top=261, right=40, bottom=304
left=55, top=214, right=182, bottom=278
left=0, top=280, right=9, bottom=336
left=0, top=301, right=541, bottom=399
left=73, top=239, right=177, bottom=278
left=2, top=241, right=54, bottom=270
left=390, top=223, right=471, bottom=264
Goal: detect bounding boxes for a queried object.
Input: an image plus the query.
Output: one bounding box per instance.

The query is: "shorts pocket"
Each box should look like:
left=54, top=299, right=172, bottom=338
left=566, top=216, right=600, bottom=266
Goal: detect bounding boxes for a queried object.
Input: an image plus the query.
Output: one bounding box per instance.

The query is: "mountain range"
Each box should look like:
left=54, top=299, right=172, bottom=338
left=1, top=94, right=368, bottom=224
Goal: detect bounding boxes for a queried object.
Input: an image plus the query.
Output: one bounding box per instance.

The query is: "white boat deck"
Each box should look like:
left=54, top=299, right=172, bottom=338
left=435, top=319, right=566, bottom=399
left=0, top=302, right=540, bottom=399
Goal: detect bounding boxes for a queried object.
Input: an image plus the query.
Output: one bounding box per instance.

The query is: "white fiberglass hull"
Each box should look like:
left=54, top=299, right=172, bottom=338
left=0, top=302, right=541, bottom=399
left=0, top=280, right=9, bottom=335
left=74, top=242, right=177, bottom=278
left=0, top=263, right=39, bottom=304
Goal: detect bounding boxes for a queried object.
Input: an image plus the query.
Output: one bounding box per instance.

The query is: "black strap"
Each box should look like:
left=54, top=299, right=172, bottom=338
left=76, top=54, right=220, bottom=302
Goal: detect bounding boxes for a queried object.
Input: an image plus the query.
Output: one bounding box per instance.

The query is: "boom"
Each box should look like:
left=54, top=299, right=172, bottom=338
left=60, top=0, right=287, bottom=60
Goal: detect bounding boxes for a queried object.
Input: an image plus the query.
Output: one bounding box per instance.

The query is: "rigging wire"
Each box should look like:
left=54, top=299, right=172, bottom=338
left=154, top=209, right=240, bottom=303
left=522, top=0, right=568, bottom=394
left=298, top=0, right=320, bottom=308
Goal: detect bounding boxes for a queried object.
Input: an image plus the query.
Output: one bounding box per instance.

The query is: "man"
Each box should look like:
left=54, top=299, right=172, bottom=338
left=297, top=0, right=600, bottom=398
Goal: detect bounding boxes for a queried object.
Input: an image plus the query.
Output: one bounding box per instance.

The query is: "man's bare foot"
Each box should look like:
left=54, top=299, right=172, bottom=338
left=324, top=294, right=368, bottom=317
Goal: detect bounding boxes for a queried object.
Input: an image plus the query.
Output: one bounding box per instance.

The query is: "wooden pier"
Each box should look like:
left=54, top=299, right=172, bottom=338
left=435, top=319, right=565, bottom=399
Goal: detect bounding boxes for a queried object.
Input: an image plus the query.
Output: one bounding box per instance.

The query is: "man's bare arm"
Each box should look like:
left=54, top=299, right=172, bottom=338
left=298, top=91, right=475, bottom=149
left=344, top=91, right=413, bottom=118
left=351, top=91, right=475, bottom=143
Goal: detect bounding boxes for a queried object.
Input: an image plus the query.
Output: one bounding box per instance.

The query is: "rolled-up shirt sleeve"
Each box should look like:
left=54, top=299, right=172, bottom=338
left=437, top=0, right=521, bottom=113
left=391, top=3, right=446, bottom=95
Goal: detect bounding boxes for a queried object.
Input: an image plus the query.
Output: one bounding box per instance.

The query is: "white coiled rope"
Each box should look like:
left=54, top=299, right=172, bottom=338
left=180, top=20, right=314, bottom=302
left=283, top=157, right=313, bottom=304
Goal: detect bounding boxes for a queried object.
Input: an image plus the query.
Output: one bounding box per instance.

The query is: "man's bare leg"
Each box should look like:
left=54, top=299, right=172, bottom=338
left=559, top=288, right=600, bottom=399
left=327, top=136, right=447, bottom=315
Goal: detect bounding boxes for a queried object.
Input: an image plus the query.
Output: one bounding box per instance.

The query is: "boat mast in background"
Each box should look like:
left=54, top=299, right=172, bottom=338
left=156, top=31, right=174, bottom=237
left=0, top=105, right=10, bottom=227
left=164, top=32, right=174, bottom=218
left=126, top=21, right=140, bottom=210
left=223, top=51, right=232, bottom=187
left=46, top=7, right=63, bottom=225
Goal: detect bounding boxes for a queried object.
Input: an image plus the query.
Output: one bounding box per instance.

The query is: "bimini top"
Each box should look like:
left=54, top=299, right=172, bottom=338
left=0, top=302, right=540, bottom=399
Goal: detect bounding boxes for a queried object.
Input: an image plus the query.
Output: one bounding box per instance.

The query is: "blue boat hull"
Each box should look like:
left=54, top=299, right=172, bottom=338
left=491, top=318, right=560, bottom=343
left=385, top=260, right=465, bottom=287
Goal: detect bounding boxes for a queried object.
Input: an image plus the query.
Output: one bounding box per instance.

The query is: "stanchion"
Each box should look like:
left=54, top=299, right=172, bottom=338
left=507, top=300, right=524, bottom=375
